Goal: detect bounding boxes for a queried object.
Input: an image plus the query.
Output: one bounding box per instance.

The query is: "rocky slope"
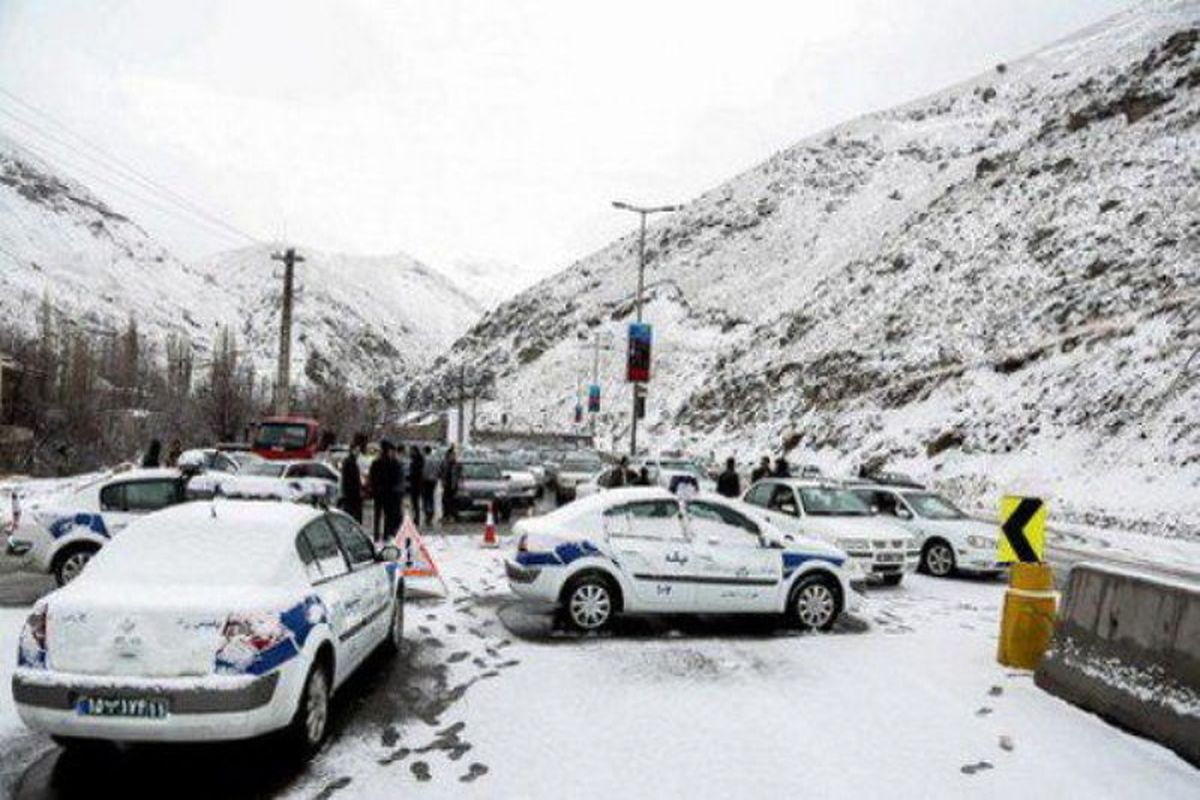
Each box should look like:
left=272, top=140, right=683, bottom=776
left=428, top=1, right=1200, bottom=533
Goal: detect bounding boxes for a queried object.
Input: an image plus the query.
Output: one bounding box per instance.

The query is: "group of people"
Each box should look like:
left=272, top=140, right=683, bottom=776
left=140, top=438, right=183, bottom=469
left=715, top=454, right=793, bottom=498
left=338, top=437, right=465, bottom=543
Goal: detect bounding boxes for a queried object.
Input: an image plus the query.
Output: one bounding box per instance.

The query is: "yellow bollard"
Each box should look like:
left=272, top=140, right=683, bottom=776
left=996, top=562, right=1057, bottom=669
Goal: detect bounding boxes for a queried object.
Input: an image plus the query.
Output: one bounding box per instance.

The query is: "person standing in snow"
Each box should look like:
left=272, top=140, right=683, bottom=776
left=717, top=457, right=741, bottom=498
left=422, top=445, right=438, bottom=523
left=750, top=456, right=771, bottom=484
left=165, top=439, right=183, bottom=467
left=441, top=445, right=462, bottom=522
left=635, top=466, right=652, bottom=486
left=408, top=444, right=426, bottom=527
left=772, top=456, right=791, bottom=478
left=370, top=440, right=403, bottom=542
left=340, top=434, right=365, bottom=524
left=142, top=439, right=162, bottom=468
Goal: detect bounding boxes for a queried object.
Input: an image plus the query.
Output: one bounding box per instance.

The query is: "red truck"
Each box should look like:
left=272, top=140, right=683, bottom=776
left=252, top=416, right=322, bottom=461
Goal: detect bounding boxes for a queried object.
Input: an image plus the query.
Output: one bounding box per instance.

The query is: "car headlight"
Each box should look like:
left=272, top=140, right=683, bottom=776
left=837, top=538, right=870, bottom=552
left=967, top=535, right=996, bottom=549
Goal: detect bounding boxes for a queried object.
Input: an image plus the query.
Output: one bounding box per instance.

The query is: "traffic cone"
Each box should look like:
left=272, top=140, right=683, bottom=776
left=482, top=501, right=499, bottom=548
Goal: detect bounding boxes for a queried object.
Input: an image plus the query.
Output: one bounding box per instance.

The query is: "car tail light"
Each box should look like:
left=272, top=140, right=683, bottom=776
left=18, top=602, right=48, bottom=669
left=215, top=612, right=289, bottom=673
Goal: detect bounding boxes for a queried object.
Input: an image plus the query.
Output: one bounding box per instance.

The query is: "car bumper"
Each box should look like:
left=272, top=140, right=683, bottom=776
left=12, top=668, right=292, bottom=743
left=504, top=559, right=561, bottom=602
left=845, top=553, right=917, bottom=581
left=955, top=549, right=1008, bottom=574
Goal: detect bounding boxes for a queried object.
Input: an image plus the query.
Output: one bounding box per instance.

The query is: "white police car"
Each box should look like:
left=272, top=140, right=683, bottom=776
left=505, top=488, right=861, bottom=632
left=7, top=468, right=338, bottom=586
left=848, top=484, right=1006, bottom=578
left=6, top=469, right=188, bottom=586
left=12, top=501, right=404, bottom=759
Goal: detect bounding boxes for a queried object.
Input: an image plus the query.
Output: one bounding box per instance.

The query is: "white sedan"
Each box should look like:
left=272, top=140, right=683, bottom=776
left=849, top=484, right=1006, bottom=577
left=505, top=488, right=862, bottom=632
left=12, top=501, right=405, bottom=760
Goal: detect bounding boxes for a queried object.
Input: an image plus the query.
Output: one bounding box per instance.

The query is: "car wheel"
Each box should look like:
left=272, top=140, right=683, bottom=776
left=53, top=545, right=99, bottom=586
left=788, top=573, right=842, bottom=632
left=380, top=593, right=405, bottom=656
left=922, top=541, right=956, bottom=578
left=562, top=573, right=617, bottom=633
left=286, top=661, right=331, bottom=760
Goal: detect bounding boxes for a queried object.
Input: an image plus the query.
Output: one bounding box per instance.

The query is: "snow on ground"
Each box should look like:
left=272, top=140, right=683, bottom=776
left=285, top=536, right=1198, bottom=799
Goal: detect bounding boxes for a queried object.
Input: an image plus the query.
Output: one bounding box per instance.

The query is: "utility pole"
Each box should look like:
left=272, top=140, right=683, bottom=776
left=611, top=201, right=682, bottom=456
left=457, top=364, right=466, bottom=447
left=271, top=247, right=304, bottom=415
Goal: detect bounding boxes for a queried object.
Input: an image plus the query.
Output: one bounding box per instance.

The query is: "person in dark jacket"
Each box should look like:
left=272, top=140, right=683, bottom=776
left=142, top=439, right=162, bottom=468
left=634, top=466, right=652, bottom=486
left=716, top=458, right=741, bottom=498
left=370, top=440, right=404, bottom=542
left=750, top=456, right=771, bottom=484
left=340, top=435, right=365, bottom=523
left=408, top=445, right=426, bottom=528
left=441, top=445, right=462, bottom=522
left=165, top=439, right=183, bottom=468
left=772, top=456, right=791, bottom=478
left=421, top=445, right=438, bottom=523
left=612, top=456, right=634, bottom=487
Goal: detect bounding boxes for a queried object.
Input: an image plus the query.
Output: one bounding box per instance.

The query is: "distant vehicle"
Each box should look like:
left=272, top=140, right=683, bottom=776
left=506, top=488, right=862, bottom=632
left=640, top=457, right=717, bottom=494
left=495, top=456, right=541, bottom=506
left=742, top=479, right=918, bottom=585
left=848, top=484, right=1004, bottom=578
left=451, top=459, right=514, bottom=520
left=253, top=417, right=322, bottom=461
left=5, top=469, right=188, bottom=585
left=574, top=464, right=640, bottom=499
left=551, top=456, right=606, bottom=505
left=177, top=448, right=241, bottom=474
left=238, top=459, right=340, bottom=505
left=12, top=502, right=405, bottom=759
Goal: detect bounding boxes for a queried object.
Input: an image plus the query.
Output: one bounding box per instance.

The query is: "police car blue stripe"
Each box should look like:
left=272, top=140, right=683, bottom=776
left=782, top=552, right=845, bottom=579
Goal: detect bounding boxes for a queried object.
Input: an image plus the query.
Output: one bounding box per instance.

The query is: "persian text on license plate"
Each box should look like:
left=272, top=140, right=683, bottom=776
left=76, top=696, right=169, bottom=719
left=877, top=553, right=903, bottom=563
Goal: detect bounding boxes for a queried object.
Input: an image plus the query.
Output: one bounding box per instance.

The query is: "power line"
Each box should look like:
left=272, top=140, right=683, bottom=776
left=0, top=86, right=261, bottom=246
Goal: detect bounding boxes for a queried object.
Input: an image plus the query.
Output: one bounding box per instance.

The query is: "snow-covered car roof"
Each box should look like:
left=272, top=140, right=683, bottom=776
left=107, top=467, right=183, bottom=482
left=185, top=473, right=333, bottom=502
left=75, top=500, right=322, bottom=588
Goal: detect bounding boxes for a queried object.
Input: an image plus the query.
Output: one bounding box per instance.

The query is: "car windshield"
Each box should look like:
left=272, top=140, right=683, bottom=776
left=799, top=486, right=873, bottom=516
left=903, top=492, right=968, bottom=520
left=563, top=460, right=601, bottom=472
left=462, top=462, right=502, bottom=480
left=241, top=461, right=287, bottom=477
left=254, top=423, right=309, bottom=450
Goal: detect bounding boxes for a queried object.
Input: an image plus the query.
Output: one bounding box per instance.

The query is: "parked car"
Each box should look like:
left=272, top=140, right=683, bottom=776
left=575, top=463, right=640, bottom=499
left=506, top=487, right=862, bottom=632
left=742, top=479, right=919, bottom=585
left=450, top=459, right=514, bottom=520
left=551, top=455, right=606, bottom=505
left=177, top=448, right=241, bottom=474
left=6, top=469, right=189, bottom=585
left=848, top=483, right=1005, bottom=578
left=639, top=457, right=717, bottom=494
left=239, top=459, right=341, bottom=505
left=495, top=456, right=541, bottom=507
left=12, top=501, right=405, bottom=759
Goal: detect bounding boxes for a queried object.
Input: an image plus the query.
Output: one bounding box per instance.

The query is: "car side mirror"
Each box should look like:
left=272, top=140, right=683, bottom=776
left=378, top=544, right=402, bottom=562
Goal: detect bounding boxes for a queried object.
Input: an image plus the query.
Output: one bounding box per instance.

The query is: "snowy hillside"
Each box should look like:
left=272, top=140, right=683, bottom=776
left=429, top=1, right=1200, bottom=533
left=0, top=134, right=482, bottom=393
left=198, top=246, right=482, bottom=391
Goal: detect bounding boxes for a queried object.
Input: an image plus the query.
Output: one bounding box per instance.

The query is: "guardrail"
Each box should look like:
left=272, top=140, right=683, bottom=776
left=1034, top=563, right=1200, bottom=767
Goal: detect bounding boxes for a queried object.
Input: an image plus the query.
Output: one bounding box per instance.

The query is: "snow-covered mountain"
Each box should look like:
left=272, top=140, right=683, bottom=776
left=0, top=133, right=482, bottom=393
left=429, top=1, right=1200, bottom=532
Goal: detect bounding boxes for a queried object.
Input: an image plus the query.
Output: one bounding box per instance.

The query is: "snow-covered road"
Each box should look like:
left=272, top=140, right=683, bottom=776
left=0, top=534, right=1196, bottom=799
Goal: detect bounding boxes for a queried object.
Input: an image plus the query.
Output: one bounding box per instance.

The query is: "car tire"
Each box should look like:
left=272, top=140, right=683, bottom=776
left=51, top=735, right=112, bottom=756
left=561, top=572, right=618, bottom=633
left=879, top=573, right=904, bottom=587
left=379, top=592, right=405, bottom=656
left=921, top=540, right=956, bottom=578
left=285, top=659, right=332, bottom=761
left=787, top=573, right=842, bottom=632
left=52, top=544, right=100, bottom=586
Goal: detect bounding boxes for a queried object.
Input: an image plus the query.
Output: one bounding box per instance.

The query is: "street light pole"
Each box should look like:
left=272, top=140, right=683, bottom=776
left=611, top=201, right=683, bottom=458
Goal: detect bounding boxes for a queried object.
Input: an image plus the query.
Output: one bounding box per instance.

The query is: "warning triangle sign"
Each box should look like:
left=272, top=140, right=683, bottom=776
left=395, top=517, right=441, bottom=579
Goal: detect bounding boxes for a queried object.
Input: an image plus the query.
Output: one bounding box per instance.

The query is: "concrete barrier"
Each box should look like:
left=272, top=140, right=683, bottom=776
left=1035, top=563, right=1200, bottom=767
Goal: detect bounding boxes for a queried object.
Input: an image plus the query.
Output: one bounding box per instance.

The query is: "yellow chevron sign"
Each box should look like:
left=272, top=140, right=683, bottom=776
left=997, top=495, right=1047, bottom=563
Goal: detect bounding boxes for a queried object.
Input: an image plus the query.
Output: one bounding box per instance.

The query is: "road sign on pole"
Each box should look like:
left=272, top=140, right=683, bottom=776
left=627, top=323, right=652, bottom=383
left=997, top=495, right=1048, bottom=563
left=587, top=383, right=601, bottom=413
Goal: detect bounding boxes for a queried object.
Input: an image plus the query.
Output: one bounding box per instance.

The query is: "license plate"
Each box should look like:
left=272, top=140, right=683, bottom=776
left=877, top=553, right=903, bottom=563
left=76, top=695, right=169, bottom=719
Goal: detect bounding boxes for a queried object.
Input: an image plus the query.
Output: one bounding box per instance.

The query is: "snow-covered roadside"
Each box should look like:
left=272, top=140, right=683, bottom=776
left=288, top=538, right=1199, bottom=799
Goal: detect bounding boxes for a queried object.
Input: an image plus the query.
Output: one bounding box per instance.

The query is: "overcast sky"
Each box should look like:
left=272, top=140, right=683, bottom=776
left=0, top=0, right=1132, bottom=289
